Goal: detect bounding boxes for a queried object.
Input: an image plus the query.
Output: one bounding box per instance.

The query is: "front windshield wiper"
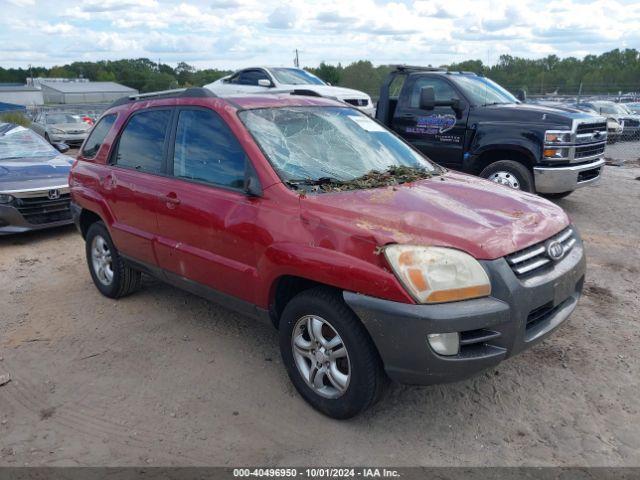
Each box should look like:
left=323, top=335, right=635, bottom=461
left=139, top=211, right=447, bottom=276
left=285, top=176, right=343, bottom=188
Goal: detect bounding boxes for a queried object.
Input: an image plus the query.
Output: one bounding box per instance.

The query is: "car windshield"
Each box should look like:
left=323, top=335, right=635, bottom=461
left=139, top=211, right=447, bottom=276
left=453, top=75, right=519, bottom=106
left=239, top=106, right=439, bottom=190
left=46, top=114, right=82, bottom=124
left=270, top=68, right=325, bottom=86
left=0, top=125, right=58, bottom=160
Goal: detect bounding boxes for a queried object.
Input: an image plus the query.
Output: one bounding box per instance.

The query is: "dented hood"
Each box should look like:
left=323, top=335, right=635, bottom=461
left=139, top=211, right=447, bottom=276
left=299, top=171, right=570, bottom=260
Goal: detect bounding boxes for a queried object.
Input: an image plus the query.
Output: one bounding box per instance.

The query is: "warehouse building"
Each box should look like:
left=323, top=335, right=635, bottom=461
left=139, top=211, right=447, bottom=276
left=39, top=80, right=138, bottom=104
left=0, top=84, right=44, bottom=106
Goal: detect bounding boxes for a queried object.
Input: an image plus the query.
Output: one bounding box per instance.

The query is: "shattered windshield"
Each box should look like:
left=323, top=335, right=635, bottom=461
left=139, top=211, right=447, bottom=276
left=239, top=107, right=439, bottom=191
left=0, top=125, right=58, bottom=160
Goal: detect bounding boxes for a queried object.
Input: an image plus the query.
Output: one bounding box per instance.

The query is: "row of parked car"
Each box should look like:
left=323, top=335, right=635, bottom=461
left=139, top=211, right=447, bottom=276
left=0, top=65, right=607, bottom=417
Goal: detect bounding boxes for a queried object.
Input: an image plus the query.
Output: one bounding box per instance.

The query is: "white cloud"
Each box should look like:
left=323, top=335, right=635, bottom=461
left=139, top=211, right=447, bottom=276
left=0, top=0, right=637, bottom=69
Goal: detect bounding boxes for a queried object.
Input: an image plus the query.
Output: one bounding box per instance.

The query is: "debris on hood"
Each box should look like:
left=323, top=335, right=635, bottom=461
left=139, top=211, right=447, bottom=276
left=293, top=166, right=436, bottom=193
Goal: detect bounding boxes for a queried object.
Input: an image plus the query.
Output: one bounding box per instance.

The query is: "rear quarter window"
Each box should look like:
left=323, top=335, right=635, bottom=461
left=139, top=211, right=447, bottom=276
left=81, top=114, right=116, bottom=159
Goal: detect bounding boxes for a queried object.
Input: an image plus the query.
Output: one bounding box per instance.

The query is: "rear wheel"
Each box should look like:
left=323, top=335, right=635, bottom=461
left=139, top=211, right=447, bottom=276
left=85, top=222, right=141, bottom=299
left=279, top=287, right=387, bottom=419
left=479, top=160, right=534, bottom=193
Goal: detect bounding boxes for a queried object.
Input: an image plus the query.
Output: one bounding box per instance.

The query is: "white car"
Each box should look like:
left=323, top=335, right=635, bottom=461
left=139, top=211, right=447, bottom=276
left=204, top=67, right=375, bottom=116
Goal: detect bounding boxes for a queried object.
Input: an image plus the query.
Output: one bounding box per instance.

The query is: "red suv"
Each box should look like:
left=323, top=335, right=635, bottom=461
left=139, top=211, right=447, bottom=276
left=70, top=88, right=585, bottom=419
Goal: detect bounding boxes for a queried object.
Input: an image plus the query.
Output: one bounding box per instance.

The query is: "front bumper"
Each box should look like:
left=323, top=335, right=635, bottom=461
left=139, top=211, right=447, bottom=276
left=344, top=234, right=586, bottom=385
left=49, top=132, right=88, bottom=145
left=534, top=157, right=605, bottom=194
left=0, top=186, right=73, bottom=235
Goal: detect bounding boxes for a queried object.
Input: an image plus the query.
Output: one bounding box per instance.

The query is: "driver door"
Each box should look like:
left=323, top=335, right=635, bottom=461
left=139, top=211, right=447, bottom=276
left=227, top=69, right=273, bottom=94
left=392, top=76, right=468, bottom=169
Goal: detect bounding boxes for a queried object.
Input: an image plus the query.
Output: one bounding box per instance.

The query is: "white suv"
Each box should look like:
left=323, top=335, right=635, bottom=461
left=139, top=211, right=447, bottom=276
left=204, top=67, right=375, bottom=116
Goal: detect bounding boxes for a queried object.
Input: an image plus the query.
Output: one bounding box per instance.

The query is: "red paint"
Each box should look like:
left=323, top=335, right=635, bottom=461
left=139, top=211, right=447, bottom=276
left=71, top=94, right=570, bottom=308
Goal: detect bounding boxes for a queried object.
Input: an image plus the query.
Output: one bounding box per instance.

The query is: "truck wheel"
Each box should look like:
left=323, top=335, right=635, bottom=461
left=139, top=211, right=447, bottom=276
left=85, top=221, right=141, bottom=299
left=541, top=191, right=572, bottom=200
left=279, top=287, right=387, bottom=419
left=480, top=160, right=534, bottom=193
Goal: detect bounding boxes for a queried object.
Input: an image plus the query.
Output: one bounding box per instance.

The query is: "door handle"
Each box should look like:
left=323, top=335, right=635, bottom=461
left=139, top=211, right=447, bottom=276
left=164, top=192, right=181, bottom=208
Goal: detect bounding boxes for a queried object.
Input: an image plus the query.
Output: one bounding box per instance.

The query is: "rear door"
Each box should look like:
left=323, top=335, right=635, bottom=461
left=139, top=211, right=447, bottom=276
left=154, top=106, right=261, bottom=303
left=392, top=75, right=468, bottom=168
left=104, top=108, right=173, bottom=266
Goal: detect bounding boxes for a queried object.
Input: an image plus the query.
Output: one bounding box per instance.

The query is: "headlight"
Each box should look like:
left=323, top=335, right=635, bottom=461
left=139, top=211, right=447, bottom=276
left=0, top=194, right=15, bottom=204
left=544, top=130, right=571, bottom=144
left=383, top=245, right=491, bottom=303
left=49, top=128, right=65, bottom=134
left=543, top=147, right=569, bottom=159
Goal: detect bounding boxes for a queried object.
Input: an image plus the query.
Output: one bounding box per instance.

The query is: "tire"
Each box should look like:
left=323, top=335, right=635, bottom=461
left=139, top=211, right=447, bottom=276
left=279, top=287, right=387, bottom=419
left=479, top=160, right=535, bottom=193
left=85, top=221, right=141, bottom=299
left=541, top=191, right=572, bottom=200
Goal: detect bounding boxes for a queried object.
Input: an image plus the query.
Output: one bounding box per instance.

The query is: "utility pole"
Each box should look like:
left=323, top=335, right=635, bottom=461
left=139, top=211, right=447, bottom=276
left=294, top=49, right=300, bottom=68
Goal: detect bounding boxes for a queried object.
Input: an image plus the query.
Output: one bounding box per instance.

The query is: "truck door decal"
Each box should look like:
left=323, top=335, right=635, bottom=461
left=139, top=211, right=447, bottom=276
left=406, top=114, right=456, bottom=135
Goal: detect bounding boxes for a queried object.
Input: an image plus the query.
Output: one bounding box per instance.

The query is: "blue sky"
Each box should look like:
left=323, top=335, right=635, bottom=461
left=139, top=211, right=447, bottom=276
left=0, top=0, right=638, bottom=69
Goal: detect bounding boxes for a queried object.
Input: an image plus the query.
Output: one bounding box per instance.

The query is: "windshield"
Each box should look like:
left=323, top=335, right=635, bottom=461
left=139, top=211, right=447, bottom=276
left=453, top=75, right=518, bottom=106
left=270, top=68, right=325, bottom=86
left=239, top=106, right=438, bottom=188
left=46, top=114, right=82, bottom=124
left=0, top=125, right=58, bottom=160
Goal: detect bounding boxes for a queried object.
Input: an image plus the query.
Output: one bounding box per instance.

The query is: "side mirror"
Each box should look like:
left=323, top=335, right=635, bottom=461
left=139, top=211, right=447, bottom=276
left=419, top=87, right=435, bottom=110
left=516, top=89, right=527, bottom=102
left=52, top=142, right=69, bottom=153
left=258, top=79, right=273, bottom=88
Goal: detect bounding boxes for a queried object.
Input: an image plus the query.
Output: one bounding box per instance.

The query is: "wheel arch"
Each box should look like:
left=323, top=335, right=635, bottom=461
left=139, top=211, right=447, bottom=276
left=469, top=146, right=537, bottom=175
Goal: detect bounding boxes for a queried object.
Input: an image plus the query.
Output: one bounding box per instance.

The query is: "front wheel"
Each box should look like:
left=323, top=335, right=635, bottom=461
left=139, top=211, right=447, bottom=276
left=85, top=221, right=141, bottom=299
left=479, top=160, right=534, bottom=193
left=279, top=287, right=387, bottom=419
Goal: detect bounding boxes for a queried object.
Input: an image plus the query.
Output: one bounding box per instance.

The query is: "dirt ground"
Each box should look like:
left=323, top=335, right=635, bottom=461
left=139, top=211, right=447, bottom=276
left=0, top=163, right=639, bottom=467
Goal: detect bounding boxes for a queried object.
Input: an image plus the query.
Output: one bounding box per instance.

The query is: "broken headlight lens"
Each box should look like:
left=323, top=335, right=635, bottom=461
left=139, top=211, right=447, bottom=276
left=383, top=245, right=491, bottom=304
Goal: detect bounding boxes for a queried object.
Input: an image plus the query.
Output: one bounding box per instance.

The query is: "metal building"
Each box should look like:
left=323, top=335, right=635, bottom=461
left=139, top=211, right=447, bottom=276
left=0, top=85, right=44, bottom=106
left=39, top=80, right=138, bottom=104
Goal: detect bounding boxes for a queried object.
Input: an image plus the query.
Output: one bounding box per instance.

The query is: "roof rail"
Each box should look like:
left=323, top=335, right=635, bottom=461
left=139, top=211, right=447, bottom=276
left=392, top=65, right=447, bottom=73
left=109, top=87, right=217, bottom=108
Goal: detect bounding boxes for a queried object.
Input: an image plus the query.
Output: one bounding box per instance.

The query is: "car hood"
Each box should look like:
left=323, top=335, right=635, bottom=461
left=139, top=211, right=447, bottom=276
left=49, top=122, right=91, bottom=132
left=475, top=102, right=601, bottom=128
left=279, top=84, right=371, bottom=100
left=299, top=171, right=570, bottom=260
left=0, top=155, right=73, bottom=191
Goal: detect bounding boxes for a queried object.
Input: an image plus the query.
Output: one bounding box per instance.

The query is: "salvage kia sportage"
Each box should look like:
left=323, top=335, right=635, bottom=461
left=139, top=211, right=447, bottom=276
left=70, top=88, right=585, bottom=419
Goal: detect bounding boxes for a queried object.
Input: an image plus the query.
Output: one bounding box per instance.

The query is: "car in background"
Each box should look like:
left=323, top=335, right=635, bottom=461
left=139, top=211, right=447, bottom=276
left=30, top=112, right=92, bottom=146
left=0, top=123, right=73, bottom=235
left=577, top=101, right=640, bottom=140
left=571, top=103, right=623, bottom=143
left=205, top=67, right=375, bottom=116
left=625, top=102, right=640, bottom=115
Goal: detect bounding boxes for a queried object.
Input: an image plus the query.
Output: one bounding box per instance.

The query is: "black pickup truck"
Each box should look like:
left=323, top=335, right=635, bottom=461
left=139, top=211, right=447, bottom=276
left=375, top=66, right=607, bottom=198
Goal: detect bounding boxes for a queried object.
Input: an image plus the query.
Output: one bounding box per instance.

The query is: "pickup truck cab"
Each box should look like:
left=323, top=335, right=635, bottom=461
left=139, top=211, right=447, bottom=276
left=70, top=88, right=585, bottom=418
left=376, top=66, right=607, bottom=199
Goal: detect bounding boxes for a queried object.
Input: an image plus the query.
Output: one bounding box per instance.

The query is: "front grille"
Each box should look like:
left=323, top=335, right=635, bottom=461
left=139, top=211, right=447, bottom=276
left=344, top=98, right=368, bottom=107
left=575, top=143, right=605, bottom=159
left=506, top=227, right=576, bottom=276
left=624, top=119, right=639, bottom=127
left=15, top=193, right=72, bottom=225
left=576, top=122, right=606, bottom=134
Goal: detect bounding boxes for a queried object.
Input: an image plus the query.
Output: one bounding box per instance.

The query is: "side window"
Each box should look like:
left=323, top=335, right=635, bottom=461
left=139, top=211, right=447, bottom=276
left=115, top=109, right=171, bottom=174
left=81, top=114, right=116, bottom=159
left=406, top=77, right=459, bottom=109
left=238, top=70, right=269, bottom=86
left=227, top=72, right=240, bottom=84
left=172, top=109, right=247, bottom=189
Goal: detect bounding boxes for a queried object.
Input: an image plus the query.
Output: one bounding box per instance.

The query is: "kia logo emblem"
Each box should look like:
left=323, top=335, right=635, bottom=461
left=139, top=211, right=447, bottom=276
left=47, top=189, right=61, bottom=200
left=547, top=241, right=565, bottom=261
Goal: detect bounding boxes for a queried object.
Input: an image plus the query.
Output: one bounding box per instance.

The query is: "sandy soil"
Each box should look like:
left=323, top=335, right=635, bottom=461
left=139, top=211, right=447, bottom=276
left=0, top=164, right=639, bottom=467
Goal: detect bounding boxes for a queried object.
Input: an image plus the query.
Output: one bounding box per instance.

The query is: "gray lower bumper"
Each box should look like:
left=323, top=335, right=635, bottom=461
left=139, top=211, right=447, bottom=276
left=344, top=235, right=586, bottom=385
left=0, top=203, right=73, bottom=236
left=534, top=158, right=605, bottom=194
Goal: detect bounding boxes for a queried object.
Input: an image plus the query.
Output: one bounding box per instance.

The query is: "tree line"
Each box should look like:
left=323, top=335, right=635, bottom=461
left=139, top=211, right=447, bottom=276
left=1, top=48, right=638, bottom=97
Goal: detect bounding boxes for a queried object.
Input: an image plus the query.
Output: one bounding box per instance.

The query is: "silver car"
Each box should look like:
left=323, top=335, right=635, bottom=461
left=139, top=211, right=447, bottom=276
left=30, top=112, right=91, bottom=146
